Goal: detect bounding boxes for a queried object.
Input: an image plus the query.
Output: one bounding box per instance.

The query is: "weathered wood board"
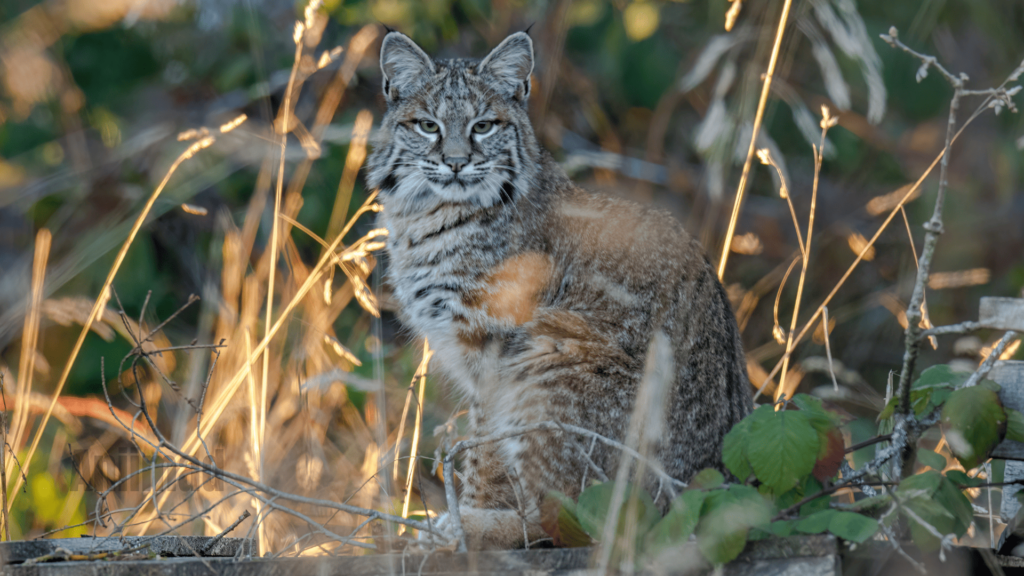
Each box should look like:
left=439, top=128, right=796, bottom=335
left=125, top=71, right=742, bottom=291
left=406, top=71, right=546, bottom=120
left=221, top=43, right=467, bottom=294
left=979, top=297, right=1024, bottom=332
left=0, top=535, right=839, bottom=576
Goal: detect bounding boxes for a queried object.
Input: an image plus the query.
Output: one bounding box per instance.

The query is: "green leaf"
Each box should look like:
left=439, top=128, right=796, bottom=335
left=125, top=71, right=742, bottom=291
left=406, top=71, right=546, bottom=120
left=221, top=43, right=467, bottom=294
left=645, top=490, right=706, bottom=557
left=931, top=386, right=953, bottom=408
left=979, top=379, right=1002, bottom=393
left=828, top=511, right=878, bottom=543
left=722, top=417, right=753, bottom=481
left=916, top=448, right=947, bottom=471
left=576, top=482, right=616, bottom=539
left=770, top=520, right=796, bottom=537
left=540, top=492, right=593, bottom=547
left=695, top=486, right=772, bottom=565
left=695, top=491, right=747, bottom=565
left=1007, top=409, right=1024, bottom=443
left=728, top=484, right=775, bottom=527
left=945, top=469, right=982, bottom=488
left=914, top=365, right=970, bottom=389
left=911, top=387, right=934, bottom=417
left=896, top=470, right=972, bottom=547
left=941, top=385, right=1007, bottom=469
left=799, top=476, right=830, bottom=516
left=845, top=493, right=892, bottom=513
left=795, top=510, right=837, bottom=534
left=690, top=468, right=725, bottom=490
left=902, top=497, right=956, bottom=552
left=575, top=482, right=660, bottom=546
left=790, top=394, right=842, bottom=431
left=747, top=408, right=820, bottom=493
left=934, top=475, right=974, bottom=535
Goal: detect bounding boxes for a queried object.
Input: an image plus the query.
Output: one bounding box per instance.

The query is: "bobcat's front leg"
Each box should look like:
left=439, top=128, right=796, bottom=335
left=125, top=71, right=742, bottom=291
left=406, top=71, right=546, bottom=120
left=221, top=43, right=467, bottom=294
left=425, top=429, right=586, bottom=549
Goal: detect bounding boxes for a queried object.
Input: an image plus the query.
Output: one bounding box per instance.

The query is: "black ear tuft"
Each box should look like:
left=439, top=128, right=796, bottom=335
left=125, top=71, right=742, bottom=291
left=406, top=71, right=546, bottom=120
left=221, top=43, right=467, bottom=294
left=379, top=31, right=435, bottom=102
left=382, top=23, right=396, bottom=34
left=523, top=22, right=536, bottom=35
left=477, top=32, right=534, bottom=102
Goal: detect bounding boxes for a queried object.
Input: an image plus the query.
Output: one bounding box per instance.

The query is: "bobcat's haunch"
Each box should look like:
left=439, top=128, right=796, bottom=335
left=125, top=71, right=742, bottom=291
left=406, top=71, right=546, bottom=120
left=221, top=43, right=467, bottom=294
left=366, top=30, right=751, bottom=550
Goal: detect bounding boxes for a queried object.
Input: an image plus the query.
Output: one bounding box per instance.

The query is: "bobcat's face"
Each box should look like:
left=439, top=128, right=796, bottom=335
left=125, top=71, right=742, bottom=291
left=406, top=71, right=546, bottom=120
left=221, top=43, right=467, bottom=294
left=367, top=32, right=540, bottom=211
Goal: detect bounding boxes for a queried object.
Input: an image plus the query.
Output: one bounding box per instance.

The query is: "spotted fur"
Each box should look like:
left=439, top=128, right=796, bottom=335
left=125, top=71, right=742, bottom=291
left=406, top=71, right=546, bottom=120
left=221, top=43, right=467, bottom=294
left=366, top=31, right=750, bottom=549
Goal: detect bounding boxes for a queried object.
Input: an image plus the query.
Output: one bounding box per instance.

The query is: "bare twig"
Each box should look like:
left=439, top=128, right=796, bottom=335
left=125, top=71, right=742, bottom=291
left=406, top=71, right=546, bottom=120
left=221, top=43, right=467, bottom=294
left=921, top=321, right=983, bottom=338
left=202, top=510, right=251, bottom=555
left=960, top=331, right=1018, bottom=389
left=883, top=26, right=1022, bottom=479
left=845, top=433, right=893, bottom=455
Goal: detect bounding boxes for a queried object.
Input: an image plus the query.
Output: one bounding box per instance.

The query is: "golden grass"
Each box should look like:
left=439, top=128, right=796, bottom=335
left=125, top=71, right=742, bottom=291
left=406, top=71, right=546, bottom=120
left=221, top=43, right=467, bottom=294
left=717, top=0, right=794, bottom=281
left=7, top=135, right=214, bottom=517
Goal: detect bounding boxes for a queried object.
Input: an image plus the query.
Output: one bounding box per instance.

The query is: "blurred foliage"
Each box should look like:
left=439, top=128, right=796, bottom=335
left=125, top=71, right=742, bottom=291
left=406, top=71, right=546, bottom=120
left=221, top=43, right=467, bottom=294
left=0, top=0, right=1023, bottom=551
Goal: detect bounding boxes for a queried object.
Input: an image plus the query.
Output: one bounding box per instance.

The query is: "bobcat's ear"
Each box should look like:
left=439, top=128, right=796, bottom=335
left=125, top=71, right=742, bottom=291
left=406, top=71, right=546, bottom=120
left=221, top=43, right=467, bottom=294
left=380, top=31, right=435, bottom=102
left=477, top=32, right=534, bottom=102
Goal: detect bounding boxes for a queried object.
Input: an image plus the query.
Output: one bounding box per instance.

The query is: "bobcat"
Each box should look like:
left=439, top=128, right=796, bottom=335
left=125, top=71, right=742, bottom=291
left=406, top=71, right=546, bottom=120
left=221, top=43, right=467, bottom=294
left=366, top=30, right=751, bottom=549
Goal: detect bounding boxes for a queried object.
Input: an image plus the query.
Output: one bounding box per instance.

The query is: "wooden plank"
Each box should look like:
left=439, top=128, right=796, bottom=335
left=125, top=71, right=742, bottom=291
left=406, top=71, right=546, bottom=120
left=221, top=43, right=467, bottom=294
left=0, top=536, right=250, bottom=564
left=991, top=361, right=1024, bottom=460
left=979, top=297, right=1024, bottom=332
left=0, top=536, right=839, bottom=576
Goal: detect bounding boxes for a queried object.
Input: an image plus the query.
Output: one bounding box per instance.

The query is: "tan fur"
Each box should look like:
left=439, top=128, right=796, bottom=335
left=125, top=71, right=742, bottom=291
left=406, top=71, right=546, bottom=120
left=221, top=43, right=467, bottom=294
left=366, top=31, right=751, bottom=549
left=470, top=252, right=552, bottom=325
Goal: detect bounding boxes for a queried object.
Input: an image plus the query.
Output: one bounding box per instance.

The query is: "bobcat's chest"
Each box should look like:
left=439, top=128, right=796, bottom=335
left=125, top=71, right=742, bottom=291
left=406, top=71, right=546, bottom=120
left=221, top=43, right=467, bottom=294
left=382, top=205, right=552, bottom=395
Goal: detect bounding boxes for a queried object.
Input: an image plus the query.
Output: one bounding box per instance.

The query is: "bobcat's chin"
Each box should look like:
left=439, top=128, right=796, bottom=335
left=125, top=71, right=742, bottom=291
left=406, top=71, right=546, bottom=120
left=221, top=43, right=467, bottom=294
left=418, top=176, right=514, bottom=207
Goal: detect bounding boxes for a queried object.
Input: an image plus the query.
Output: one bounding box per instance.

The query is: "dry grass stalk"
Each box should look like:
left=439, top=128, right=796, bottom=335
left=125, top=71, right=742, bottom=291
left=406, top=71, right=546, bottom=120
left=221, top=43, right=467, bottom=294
left=10, top=135, right=215, bottom=510
left=717, top=0, right=794, bottom=280
left=400, top=340, right=433, bottom=526
left=775, top=106, right=837, bottom=400
left=242, top=330, right=267, bottom=556
left=4, top=228, right=49, bottom=525
left=595, top=332, right=673, bottom=574
left=133, top=193, right=381, bottom=536
left=1, top=376, right=9, bottom=541
left=753, top=105, right=992, bottom=398
left=257, top=10, right=309, bottom=505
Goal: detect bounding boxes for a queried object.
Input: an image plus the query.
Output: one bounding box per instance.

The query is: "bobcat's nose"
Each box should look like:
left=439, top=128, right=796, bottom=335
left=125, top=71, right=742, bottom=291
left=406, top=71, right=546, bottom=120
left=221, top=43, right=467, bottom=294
left=444, top=156, right=469, bottom=173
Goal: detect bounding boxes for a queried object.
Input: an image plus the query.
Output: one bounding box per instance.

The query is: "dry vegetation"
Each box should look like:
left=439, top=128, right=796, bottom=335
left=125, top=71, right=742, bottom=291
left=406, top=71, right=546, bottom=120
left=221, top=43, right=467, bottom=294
left=1, top=0, right=1023, bottom=566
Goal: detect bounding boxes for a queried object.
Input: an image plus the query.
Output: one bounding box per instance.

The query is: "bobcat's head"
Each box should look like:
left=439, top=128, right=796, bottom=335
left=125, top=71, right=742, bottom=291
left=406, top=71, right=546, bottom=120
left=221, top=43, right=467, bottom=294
left=367, top=31, right=541, bottom=213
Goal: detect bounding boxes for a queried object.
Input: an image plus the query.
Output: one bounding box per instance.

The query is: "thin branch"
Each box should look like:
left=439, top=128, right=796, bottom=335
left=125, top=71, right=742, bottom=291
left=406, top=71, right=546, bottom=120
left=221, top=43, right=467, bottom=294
left=845, top=433, right=893, bottom=454
left=202, top=510, right=251, bottom=554
left=960, top=331, right=1018, bottom=389
left=921, top=321, right=982, bottom=338
left=879, top=29, right=962, bottom=88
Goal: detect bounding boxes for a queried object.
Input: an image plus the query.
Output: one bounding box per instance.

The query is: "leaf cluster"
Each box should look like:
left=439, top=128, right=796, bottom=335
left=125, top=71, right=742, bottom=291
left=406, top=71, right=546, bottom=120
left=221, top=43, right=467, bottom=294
left=542, top=370, right=1024, bottom=565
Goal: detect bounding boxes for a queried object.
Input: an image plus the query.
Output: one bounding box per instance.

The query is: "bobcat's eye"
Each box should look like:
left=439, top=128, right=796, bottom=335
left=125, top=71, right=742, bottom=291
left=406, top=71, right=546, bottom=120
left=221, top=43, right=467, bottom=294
left=418, top=120, right=439, bottom=134
left=472, top=121, right=494, bottom=134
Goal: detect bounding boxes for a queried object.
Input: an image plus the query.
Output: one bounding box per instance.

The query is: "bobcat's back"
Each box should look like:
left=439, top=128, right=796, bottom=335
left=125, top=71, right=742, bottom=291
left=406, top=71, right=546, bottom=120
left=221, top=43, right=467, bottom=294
left=366, top=30, right=750, bottom=549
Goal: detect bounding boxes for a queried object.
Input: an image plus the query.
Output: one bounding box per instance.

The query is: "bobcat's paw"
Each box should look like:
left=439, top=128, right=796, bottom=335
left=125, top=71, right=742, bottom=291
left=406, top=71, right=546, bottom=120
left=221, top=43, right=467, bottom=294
left=416, top=513, right=459, bottom=550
